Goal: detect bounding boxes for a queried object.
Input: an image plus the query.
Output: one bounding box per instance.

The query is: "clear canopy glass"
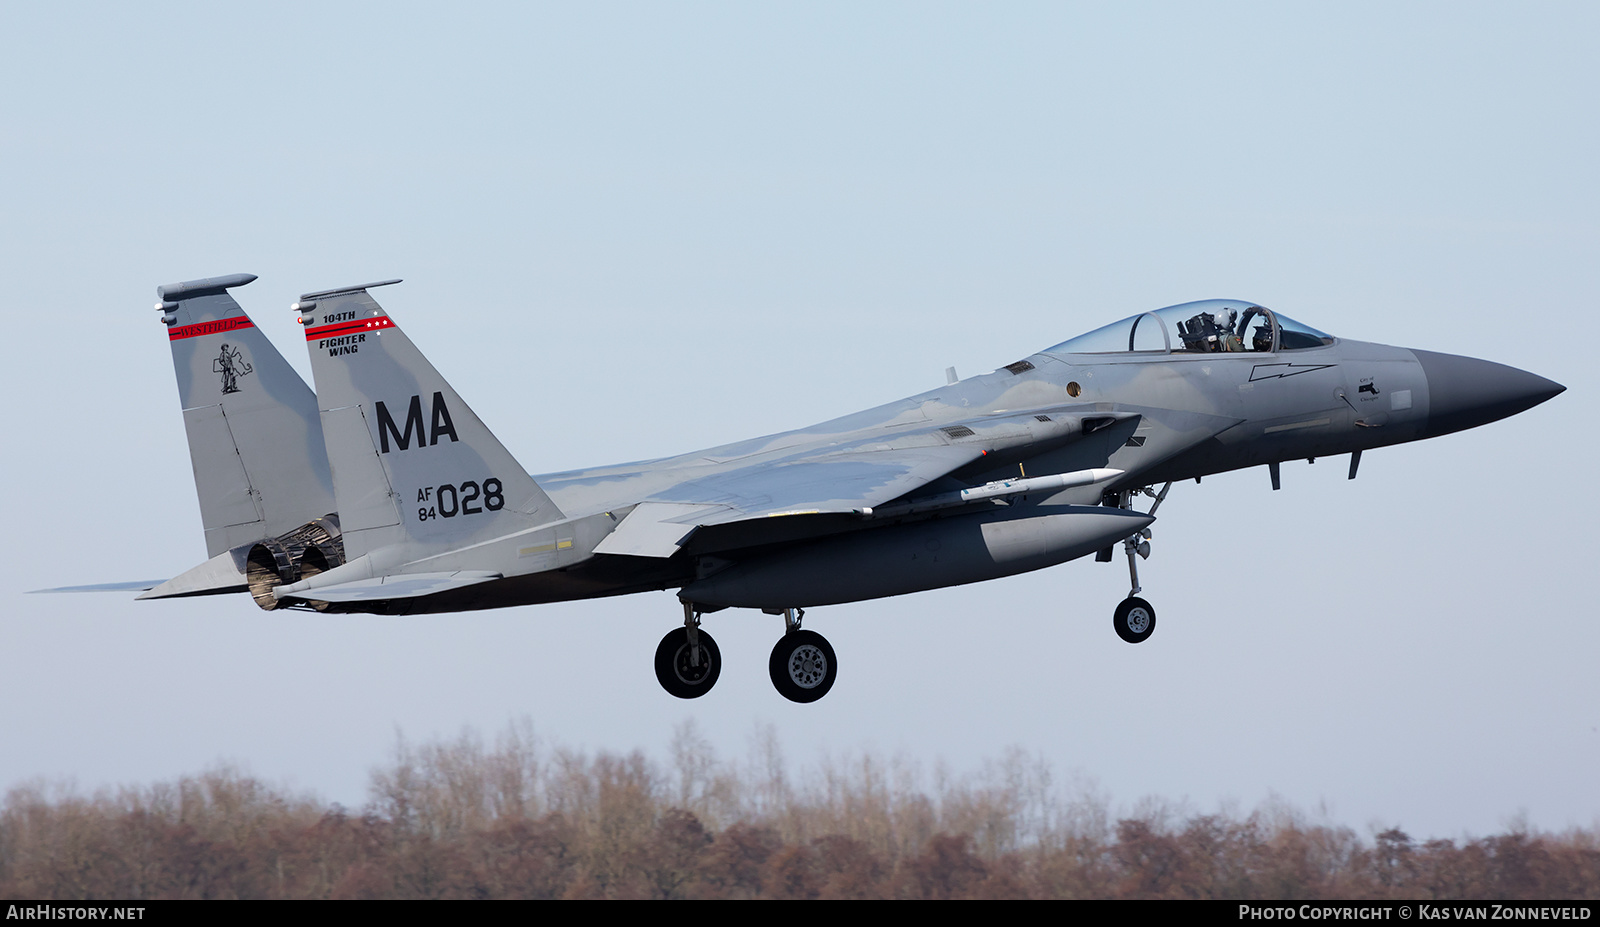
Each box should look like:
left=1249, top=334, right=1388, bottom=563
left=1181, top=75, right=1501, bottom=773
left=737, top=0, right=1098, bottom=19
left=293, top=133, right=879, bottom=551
left=1044, top=300, right=1335, bottom=356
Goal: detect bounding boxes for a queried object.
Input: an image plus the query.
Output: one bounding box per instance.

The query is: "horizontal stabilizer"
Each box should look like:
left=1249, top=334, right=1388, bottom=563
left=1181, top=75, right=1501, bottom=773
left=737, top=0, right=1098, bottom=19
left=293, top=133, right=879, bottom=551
left=275, top=570, right=503, bottom=603
left=136, top=550, right=248, bottom=600
left=30, top=580, right=166, bottom=594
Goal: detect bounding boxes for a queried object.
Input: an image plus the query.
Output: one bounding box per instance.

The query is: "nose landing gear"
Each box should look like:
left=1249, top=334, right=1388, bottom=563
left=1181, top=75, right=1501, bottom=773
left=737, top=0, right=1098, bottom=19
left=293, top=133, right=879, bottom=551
left=1110, top=482, right=1170, bottom=645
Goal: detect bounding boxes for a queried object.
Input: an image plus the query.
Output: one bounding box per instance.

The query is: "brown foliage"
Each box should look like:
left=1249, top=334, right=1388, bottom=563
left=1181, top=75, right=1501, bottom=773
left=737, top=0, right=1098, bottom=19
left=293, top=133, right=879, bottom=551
left=2, top=722, right=1597, bottom=900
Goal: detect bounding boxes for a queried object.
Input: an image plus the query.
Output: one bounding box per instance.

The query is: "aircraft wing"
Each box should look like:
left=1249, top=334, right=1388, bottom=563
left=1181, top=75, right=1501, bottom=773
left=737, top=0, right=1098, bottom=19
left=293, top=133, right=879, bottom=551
left=582, top=403, right=1247, bottom=559
left=592, top=444, right=988, bottom=556
left=646, top=443, right=988, bottom=520
left=580, top=405, right=1136, bottom=557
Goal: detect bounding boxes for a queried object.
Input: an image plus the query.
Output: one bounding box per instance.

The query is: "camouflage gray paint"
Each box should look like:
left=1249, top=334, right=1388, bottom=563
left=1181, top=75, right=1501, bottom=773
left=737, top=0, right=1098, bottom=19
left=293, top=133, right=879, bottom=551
left=62, top=278, right=1562, bottom=701
left=271, top=287, right=1559, bottom=612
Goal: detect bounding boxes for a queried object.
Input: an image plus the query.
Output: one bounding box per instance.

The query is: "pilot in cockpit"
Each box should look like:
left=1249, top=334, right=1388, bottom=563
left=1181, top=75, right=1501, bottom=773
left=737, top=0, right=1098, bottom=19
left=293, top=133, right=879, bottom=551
left=1178, top=307, right=1242, bottom=353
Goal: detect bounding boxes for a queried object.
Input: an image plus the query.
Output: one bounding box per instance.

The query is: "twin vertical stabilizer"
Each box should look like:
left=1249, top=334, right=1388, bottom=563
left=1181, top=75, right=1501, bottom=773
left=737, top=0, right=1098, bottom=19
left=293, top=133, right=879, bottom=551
left=158, top=274, right=337, bottom=558
left=292, top=281, right=564, bottom=564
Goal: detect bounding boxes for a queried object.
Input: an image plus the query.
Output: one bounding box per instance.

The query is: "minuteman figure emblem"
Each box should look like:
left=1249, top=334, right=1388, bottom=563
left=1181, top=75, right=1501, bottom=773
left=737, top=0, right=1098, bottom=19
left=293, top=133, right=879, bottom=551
left=213, top=343, right=254, bottom=394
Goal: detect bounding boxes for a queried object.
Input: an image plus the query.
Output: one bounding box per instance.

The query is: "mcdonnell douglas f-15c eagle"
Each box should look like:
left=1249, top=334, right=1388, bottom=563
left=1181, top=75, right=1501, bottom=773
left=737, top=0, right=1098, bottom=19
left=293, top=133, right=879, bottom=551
left=51, top=275, right=1564, bottom=703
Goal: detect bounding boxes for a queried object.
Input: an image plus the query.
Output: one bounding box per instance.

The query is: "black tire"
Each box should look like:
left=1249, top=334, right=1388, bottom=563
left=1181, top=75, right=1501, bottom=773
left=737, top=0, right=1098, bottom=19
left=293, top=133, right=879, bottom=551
left=655, top=627, right=722, bottom=699
left=769, top=629, right=837, bottom=703
left=1113, top=597, right=1156, bottom=644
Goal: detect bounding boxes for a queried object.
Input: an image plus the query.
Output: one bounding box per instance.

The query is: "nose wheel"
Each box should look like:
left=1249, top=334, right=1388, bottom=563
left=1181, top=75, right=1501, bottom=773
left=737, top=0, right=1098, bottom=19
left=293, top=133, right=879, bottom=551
left=768, top=608, right=838, bottom=703
left=1113, top=596, right=1156, bottom=644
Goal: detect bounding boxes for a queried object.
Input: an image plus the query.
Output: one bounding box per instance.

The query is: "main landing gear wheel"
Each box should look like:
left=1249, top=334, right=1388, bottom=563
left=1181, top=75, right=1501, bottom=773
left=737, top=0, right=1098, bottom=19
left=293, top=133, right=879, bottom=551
left=769, top=630, right=837, bottom=703
left=655, top=626, right=722, bottom=699
left=1113, top=597, right=1156, bottom=644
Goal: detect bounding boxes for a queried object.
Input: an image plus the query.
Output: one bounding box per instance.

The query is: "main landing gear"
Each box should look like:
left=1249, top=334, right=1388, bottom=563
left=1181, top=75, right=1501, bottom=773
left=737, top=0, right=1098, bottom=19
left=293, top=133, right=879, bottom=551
left=769, top=608, right=837, bottom=704
left=654, top=601, right=721, bottom=699
left=1106, top=481, right=1171, bottom=645
left=655, top=603, right=839, bottom=702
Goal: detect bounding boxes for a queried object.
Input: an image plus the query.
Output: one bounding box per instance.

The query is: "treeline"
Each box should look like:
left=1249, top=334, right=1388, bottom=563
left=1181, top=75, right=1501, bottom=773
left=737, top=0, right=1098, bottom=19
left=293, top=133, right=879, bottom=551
left=2, top=722, right=1596, bottom=899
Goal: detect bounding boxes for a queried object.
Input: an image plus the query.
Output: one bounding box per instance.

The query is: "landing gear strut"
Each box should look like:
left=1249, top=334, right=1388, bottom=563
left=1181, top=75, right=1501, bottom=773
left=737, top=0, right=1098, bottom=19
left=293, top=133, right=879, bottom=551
left=769, top=608, right=838, bottom=703
left=1110, top=482, right=1170, bottom=644
left=655, top=601, right=721, bottom=699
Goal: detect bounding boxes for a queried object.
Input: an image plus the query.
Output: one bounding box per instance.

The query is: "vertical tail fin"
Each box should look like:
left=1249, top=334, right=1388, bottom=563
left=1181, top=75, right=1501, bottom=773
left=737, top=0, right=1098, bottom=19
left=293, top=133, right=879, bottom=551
left=294, top=280, right=563, bottom=562
left=158, top=274, right=337, bottom=558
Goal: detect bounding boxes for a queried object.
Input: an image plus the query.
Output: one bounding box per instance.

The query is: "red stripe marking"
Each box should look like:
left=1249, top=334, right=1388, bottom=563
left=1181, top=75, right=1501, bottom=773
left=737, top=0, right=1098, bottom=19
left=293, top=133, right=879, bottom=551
left=305, top=316, right=396, bottom=340
left=168, top=316, right=256, bottom=341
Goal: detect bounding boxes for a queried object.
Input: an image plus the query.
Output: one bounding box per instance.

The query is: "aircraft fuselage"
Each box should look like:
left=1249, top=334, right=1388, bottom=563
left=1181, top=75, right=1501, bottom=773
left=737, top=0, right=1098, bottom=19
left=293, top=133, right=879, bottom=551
left=115, top=281, right=1564, bottom=701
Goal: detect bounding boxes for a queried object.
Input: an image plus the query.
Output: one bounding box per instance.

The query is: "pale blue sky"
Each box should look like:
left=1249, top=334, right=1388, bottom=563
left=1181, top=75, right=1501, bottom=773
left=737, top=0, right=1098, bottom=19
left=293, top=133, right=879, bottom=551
left=2, top=2, right=1595, bottom=838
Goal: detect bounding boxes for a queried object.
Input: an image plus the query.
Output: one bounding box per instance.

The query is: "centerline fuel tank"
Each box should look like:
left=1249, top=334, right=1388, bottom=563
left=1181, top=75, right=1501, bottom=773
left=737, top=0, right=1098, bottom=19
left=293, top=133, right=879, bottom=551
left=681, top=503, right=1152, bottom=610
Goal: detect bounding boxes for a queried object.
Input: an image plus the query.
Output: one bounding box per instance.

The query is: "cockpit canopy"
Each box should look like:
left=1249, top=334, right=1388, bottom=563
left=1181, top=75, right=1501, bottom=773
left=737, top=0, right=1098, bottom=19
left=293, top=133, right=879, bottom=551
left=1044, top=300, right=1334, bottom=356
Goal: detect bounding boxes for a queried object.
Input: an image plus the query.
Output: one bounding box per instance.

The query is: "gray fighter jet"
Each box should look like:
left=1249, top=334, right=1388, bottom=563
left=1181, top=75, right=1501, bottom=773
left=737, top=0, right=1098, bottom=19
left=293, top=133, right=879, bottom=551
left=55, top=274, right=1564, bottom=703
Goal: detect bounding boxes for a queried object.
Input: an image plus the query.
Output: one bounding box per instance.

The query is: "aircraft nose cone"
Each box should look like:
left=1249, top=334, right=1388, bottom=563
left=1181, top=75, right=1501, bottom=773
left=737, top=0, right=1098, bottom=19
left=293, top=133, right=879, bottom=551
left=1413, top=349, right=1565, bottom=439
